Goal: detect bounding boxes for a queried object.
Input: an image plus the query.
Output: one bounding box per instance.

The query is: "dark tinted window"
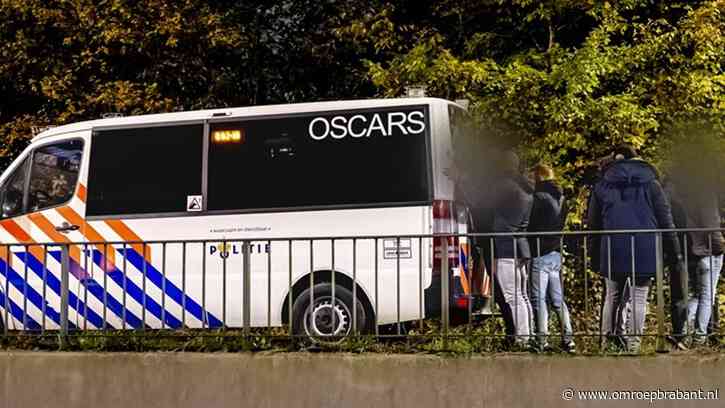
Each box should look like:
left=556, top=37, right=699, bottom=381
left=0, top=157, right=29, bottom=219
left=208, top=106, right=430, bottom=211
left=28, top=140, right=83, bottom=212
left=87, top=125, right=203, bottom=216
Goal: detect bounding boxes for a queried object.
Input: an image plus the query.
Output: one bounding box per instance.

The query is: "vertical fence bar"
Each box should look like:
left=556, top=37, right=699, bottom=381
left=708, top=234, right=714, bottom=336
left=309, top=239, right=314, bottom=338
left=60, top=244, right=70, bottom=337
left=441, top=234, right=450, bottom=337
left=42, top=245, right=48, bottom=333
left=467, top=234, right=473, bottom=332
left=332, top=239, right=336, bottom=337
left=83, top=243, right=89, bottom=331
left=490, top=237, right=496, bottom=316
left=683, top=234, right=689, bottom=337
left=103, top=243, right=108, bottom=330
left=267, top=240, right=271, bottom=328
left=607, top=236, right=612, bottom=281
left=630, top=235, right=636, bottom=350
left=3, top=245, right=8, bottom=336
left=560, top=235, right=566, bottom=345
left=396, top=236, right=401, bottom=335
left=655, top=232, right=666, bottom=352
left=288, top=240, right=293, bottom=335
left=161, top=243, right=166, bottom=329
left=122, top=243, right=127, bottom=330
left=142, top=243, right=147, bottom=331
left=352, top=238, right=357, bottom=334
left=374, top=238, right=379, bottom=337
left=512, top=236, right=517, bottom=344
left=22, top=246, right=28, bottom=330
left=202, top=241, right=207, bottom=329
left=604, top=235, right=612, bottom=351
left=182, top=242, right=187, bottom=328
left=583, top=236, right=589, bottom=322
left=535, top=236, right=541, bottom=346
left=242, top=241, right=251, bottom=336
left=222, top=240, right=227, bottom=328
left=418, top=237, right=424, bottom=331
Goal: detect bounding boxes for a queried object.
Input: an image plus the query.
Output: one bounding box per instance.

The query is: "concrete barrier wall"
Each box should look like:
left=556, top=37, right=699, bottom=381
left=1, top=352, right=723, bottom=408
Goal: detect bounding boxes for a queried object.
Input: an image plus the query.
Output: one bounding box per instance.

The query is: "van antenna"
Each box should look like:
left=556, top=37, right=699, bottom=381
left=102, top=112, right=124, bottom=119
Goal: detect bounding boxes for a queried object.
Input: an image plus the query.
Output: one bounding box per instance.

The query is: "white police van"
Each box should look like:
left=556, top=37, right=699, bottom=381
left=0, top=98, right=481, bottom=337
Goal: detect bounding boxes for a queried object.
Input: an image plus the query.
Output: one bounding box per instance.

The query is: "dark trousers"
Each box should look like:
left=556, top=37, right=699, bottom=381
left=669, top=261, right=689, bottom=339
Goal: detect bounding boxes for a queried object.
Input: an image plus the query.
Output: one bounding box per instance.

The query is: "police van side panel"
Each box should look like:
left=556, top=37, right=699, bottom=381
left=0, top=100, right=446, bottom=331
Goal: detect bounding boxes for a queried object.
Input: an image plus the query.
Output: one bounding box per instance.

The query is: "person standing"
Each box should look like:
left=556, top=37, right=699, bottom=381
left=681, top=189, right=724, bottom=346
left=587, top=144, right=681, bottom=353
left=527, top=164, right=575, bottom=352
left=491, top=150, right=535, bottom=349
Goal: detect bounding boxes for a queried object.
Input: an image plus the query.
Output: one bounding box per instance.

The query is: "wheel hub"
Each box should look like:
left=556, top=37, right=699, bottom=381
left=304, top=298, right=350, bottom=338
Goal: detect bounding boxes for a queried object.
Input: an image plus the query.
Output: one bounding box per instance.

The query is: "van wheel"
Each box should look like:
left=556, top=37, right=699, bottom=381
left=292, top=283, right=370, bottom=343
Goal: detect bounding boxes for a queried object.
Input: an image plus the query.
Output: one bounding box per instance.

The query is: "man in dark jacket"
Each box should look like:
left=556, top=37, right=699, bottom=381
left=677, top=187, right=724, bottom=345
left=587, top=144, right=681, bottom=352
left=490, top=150, right=534, bottom=347
left=527, top=164, right=574, bottom=352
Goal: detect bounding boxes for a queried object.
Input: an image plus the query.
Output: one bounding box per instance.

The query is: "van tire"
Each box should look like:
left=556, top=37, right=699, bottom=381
left=291, top=283, right=371, bottom=342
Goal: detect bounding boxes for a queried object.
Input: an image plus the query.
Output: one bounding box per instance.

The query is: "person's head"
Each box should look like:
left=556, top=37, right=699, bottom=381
left=612, top=144, right=637, bottom=160
left=501, top=149, right=520, bottom=175
left=530, top=163, right=555, bottom=183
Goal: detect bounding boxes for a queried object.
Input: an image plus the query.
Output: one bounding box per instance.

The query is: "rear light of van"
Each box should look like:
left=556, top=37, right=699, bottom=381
left=432, top=200, right=459, bottom=275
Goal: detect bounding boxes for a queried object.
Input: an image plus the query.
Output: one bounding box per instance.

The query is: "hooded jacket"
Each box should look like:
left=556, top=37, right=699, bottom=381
left=491, top=173, right=534, bottom=259
left=587, top=159, right=680, bottom=280
left=528, top=180, right=567, bottom=256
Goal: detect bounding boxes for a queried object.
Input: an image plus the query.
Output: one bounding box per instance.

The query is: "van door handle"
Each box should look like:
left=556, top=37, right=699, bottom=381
left=55, top=222, right=80, bottom=233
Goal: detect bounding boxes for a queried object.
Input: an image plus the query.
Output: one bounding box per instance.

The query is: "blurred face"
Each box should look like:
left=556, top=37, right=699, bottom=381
left=502, top=151, right=520, bottom=175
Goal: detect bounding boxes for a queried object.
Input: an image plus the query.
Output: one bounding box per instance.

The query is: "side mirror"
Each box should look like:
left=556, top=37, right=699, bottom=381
left=1, top=189, right=22, bottom=218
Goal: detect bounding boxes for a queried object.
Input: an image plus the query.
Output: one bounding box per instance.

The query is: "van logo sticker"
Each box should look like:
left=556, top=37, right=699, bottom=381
left=187, top=195, right=202, bottom=212
left=308, top=111, right=426, bottom=141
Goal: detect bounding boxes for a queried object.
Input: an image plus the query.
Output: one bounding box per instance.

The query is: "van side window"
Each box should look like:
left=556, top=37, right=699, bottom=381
left=0, top=157, right=30, bottom=219
left=207, top=107, right=431, bottom=211
left=87, top=125, right=203, bottom=216
left=28, top=140, right=83, bottom=213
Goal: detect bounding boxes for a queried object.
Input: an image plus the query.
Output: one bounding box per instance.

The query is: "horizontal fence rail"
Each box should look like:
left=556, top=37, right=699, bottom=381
left=0, top=228, right=723, bottom=354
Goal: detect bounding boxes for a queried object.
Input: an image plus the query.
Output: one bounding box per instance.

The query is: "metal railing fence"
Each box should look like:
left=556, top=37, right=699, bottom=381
left=0, top=228, right=723, bottom=353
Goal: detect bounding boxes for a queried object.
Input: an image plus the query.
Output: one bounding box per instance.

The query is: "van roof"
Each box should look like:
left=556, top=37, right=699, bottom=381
left=34, top=97, right=459, bottom=141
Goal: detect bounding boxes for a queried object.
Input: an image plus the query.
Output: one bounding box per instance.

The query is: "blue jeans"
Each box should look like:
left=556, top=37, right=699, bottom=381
left=529, top=251, right=573, bottom=345
left=687, top=255, right=724, bottom=339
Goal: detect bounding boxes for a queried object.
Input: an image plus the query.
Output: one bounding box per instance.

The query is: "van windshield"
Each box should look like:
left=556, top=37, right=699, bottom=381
left=207, top=106, right=432, bottom=211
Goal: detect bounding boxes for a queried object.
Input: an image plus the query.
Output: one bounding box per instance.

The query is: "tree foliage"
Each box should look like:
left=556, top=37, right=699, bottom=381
left=349, top=0, right=724, bottom=199
left=0, top=0, right=369, bottom=167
